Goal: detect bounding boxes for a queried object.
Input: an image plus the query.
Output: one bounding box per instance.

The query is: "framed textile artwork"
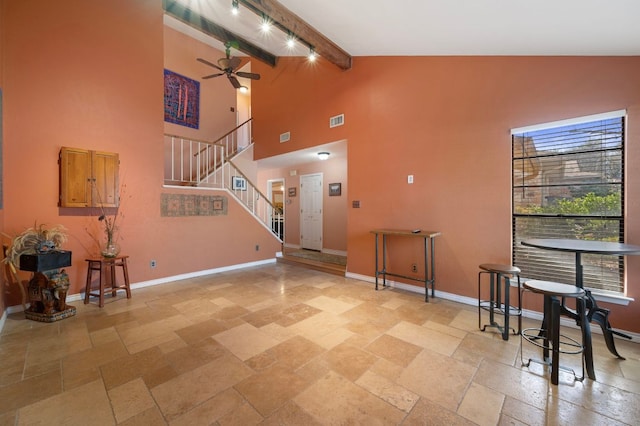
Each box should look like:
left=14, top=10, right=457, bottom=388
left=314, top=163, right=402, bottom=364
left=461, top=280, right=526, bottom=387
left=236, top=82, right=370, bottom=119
left=164, top=69, right=200, bottom=129
left=161, top=194, right=227, bottom=217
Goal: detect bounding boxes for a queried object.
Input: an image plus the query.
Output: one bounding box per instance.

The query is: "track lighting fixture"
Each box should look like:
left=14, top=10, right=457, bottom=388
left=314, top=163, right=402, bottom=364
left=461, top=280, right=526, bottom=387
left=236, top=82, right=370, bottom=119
left=286, top=34, right=296, bottom=49
left=230, top=2, right=319, bottom=64
left=260, top=16, right=272, bottom=32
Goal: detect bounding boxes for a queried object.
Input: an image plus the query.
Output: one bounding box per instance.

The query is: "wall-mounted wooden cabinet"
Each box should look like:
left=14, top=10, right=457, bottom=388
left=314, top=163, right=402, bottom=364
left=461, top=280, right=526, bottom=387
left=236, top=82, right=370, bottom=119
left=59, top=147, right=119, bottom=208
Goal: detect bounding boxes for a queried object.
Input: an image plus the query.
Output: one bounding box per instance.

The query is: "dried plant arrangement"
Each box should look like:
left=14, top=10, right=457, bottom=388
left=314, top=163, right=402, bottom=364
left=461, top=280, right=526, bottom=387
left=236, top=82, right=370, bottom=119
left=3, top=223, right=68, bottom=269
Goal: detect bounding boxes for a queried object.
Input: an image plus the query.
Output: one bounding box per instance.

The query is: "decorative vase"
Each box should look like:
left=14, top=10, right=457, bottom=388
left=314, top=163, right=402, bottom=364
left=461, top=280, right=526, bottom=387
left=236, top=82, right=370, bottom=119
left=101, top=240, right=120, bottom=258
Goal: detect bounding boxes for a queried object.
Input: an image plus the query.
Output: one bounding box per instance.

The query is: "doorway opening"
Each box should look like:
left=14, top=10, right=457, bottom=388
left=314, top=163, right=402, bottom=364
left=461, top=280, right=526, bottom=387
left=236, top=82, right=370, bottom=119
left=267, top=178, right=284, bottom=240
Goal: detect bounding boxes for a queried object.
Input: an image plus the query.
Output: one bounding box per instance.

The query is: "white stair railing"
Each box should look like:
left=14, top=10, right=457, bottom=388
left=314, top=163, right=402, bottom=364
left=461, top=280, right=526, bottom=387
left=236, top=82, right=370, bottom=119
left=163, top=119, right=283, bottom=241
left=224, top=161, right=283, bottom=241
left=164, top=134, right=226, bottom=187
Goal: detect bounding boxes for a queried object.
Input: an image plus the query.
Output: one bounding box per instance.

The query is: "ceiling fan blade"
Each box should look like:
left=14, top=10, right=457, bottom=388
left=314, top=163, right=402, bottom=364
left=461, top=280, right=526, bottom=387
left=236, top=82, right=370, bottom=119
left=202, top=73, right=224, bottom=79
left=228, top=75, right=242, bottom=89
left=197, top=58, right=223, bottom=71
left=236, top=71, right=261, bottom=80
left=228, top=57, right=241, bottom=70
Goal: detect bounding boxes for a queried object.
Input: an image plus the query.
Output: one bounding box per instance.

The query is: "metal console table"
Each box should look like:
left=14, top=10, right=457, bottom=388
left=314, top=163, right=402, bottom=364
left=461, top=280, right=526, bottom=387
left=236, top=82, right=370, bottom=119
left=371, top=229, right=441, bottom=302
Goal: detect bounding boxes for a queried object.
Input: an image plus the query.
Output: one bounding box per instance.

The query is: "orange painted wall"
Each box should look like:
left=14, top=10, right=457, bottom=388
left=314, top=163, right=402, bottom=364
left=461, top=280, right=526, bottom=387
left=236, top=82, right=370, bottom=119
left=252, top=56, right=640, bottom=332
left=0, top=0, right=281, bottom=309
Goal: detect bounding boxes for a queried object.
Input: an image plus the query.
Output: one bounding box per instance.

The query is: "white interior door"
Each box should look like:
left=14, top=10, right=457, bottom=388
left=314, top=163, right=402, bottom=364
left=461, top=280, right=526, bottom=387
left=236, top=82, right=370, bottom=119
left=300, top=173, right=323, bottom=251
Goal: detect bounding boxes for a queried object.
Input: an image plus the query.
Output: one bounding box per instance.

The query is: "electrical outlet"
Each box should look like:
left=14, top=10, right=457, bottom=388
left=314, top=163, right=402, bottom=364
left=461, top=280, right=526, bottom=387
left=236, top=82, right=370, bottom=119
left=150, top=260, right=157, bottom=268
left=411, top=263, right=417, bottom=273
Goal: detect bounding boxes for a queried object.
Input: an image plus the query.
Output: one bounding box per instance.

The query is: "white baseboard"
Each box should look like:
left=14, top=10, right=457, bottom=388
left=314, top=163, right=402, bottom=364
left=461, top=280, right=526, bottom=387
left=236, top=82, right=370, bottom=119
left=344, top=272, right=640, bottom=343
left=0, top=258, right=277, bottom=330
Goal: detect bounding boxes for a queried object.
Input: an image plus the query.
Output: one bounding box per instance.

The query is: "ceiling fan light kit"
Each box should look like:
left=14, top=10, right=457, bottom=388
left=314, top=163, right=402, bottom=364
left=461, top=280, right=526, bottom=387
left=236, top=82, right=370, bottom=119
left=197, top=41, right=261, bottom=90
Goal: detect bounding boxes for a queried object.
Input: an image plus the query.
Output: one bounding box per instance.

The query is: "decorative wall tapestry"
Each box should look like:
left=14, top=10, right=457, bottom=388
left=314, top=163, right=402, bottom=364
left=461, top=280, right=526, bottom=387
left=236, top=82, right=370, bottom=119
left=161, top=194, right=227, bottom=217
left=164, top=69, right=200, bottom=129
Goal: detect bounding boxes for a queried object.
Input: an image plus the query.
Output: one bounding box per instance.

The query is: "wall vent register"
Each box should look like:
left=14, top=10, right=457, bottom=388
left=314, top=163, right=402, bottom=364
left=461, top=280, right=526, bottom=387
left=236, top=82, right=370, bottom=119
left=329, top=114, right=344, bottom=128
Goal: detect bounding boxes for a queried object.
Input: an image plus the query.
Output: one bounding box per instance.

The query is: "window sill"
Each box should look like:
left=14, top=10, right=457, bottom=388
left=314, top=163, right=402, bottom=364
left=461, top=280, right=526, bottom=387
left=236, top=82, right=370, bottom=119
left=589, top=290, right=634, bottom=306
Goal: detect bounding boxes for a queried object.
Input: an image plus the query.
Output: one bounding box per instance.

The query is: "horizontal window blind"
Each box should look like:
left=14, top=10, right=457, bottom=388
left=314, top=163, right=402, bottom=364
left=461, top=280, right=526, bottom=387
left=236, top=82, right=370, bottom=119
left=512, top=113, right=625, bottom=293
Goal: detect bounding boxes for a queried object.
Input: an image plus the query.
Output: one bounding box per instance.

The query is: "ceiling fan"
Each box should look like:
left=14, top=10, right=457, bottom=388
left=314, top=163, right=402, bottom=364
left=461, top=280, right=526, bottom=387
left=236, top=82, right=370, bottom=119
left=197, top=42, right=260, bottom=90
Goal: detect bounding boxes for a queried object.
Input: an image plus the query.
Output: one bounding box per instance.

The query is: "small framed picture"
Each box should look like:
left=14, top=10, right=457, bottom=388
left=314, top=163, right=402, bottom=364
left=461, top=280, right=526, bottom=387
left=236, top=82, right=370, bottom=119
left=232, top=176, right=247, bottom=191
left=328, top=182, right=341, bottom=196
left=288, top=187, right=297, bottom=197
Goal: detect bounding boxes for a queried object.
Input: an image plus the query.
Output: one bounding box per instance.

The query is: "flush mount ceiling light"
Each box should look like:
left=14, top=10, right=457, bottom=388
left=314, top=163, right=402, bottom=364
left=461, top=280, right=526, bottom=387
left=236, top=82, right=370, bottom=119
left=317, top=151, right=330, bottom=160
left=239, top=86, right=248, bottom=93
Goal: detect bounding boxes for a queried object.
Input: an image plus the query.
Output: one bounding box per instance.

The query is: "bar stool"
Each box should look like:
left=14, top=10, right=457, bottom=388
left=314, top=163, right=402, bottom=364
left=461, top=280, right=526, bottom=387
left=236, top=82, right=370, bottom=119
left=478, top=263, right=522, bottom=340
left=84, top=255, right=131, bottom=307
left=520, top=280, right=592, bottom=385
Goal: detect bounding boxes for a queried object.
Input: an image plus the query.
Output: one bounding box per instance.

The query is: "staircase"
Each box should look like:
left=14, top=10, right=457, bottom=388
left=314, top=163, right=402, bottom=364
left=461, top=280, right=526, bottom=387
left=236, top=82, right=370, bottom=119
left=164, top=119, right=283, bottom=242
left=277, top=249, right=346, bottom=276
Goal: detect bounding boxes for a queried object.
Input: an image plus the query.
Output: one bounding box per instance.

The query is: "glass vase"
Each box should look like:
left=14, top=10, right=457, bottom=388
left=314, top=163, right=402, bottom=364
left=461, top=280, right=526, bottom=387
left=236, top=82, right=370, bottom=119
left=101, top=240, right=120, bottom=258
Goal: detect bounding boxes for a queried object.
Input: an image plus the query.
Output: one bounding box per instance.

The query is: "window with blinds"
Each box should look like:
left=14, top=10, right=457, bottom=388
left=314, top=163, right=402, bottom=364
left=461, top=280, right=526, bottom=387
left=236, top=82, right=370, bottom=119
left=512, top=111, right=625, bottom=294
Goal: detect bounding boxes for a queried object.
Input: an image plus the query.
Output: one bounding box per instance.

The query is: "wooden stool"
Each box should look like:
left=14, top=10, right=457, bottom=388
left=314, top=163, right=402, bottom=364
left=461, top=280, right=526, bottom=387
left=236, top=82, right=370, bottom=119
left=478, top=263, right=522, bottom=340
left=84, top=255, right=131, bottom=307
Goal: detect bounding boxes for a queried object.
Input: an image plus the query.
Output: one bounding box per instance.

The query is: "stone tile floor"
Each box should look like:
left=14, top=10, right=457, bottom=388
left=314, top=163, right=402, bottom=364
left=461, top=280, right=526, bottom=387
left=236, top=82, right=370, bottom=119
left=1, top=262, right=639, bottom=425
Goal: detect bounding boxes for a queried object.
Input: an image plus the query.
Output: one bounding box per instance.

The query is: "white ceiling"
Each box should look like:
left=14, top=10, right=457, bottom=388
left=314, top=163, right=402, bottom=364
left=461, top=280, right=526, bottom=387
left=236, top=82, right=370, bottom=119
left=169, top=0, right=640, bottom=57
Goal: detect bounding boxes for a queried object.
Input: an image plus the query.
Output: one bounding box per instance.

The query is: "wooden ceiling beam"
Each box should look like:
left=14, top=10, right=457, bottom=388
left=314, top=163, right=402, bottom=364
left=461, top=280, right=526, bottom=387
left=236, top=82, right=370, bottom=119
left=239, top=0, right=352, bottom=70
left=163, top=0, right=277, bottom=67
